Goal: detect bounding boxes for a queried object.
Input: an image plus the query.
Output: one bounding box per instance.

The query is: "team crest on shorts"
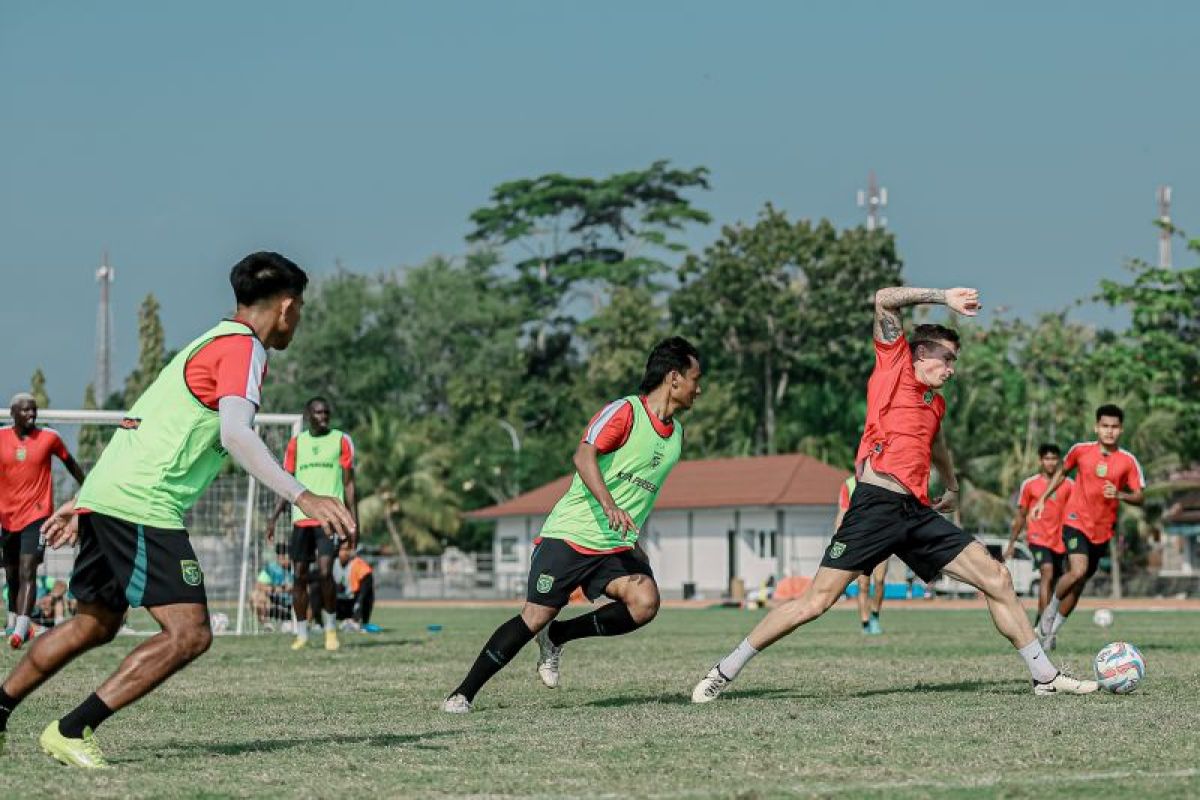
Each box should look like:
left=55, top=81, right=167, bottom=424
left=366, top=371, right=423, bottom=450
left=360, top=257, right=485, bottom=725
left=180, top=560, right=203, bottom=587
left=536, top=572, right=555, bottom=593
left=828, top=542, right=846, bottom=559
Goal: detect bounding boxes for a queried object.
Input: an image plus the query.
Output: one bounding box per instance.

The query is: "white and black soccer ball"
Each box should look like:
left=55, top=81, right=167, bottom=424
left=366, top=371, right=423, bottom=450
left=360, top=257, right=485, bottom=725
left=1093, top=641, right=1145, bottom=694
left=209, top=611, right=230, bottom=635
left=1092, top=608, right=1114, bottom=628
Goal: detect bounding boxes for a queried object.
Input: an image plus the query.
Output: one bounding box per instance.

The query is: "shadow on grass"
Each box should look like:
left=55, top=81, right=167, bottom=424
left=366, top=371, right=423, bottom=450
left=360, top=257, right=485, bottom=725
left=157, top=729, right=458, bottom=757
left=586, top=687, right=810, bottom=708
left=850, top=678, right=1023, bottom=697
left=344, top=638, right=425, bottom=649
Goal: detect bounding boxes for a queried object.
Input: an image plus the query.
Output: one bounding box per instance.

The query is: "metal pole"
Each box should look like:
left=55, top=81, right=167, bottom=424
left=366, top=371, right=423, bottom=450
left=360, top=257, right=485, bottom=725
left=498, top=420, right=521, bottom=495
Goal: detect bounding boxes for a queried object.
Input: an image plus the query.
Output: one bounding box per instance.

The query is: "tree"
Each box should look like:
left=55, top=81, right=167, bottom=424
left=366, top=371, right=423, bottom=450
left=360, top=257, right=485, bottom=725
left=29, top=368, right=49, bottom=407
left=124, top=293, right=166, bottom=407
left=78, top=383, right=108, bottom=463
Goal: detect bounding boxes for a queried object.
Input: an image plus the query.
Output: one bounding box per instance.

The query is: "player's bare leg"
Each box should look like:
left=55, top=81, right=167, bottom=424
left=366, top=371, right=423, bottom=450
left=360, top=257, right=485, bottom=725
left=1036, top=561, right=1057, bottom=620
left=939, top=543, right=1096, bottom=695
left=291, top=559, right=311, bottom=648
left=316, top=552, right=340, bottom=650
left=1038, top=553, right=1088, bottom=646
left=692, top=567, right=857, bottom=702
left=10, top=552, right=43, bottom=647
left=91, top=602, right=212, bottom=710
left=1, top=602, right=124, bottom=706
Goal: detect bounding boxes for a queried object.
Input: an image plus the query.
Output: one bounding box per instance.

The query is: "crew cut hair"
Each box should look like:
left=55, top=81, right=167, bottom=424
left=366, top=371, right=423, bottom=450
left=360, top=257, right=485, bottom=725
left=1037, top=443, right=1061, bottom=458
left=230, top=252, right=308, bottom=306
left=1096, top=403, right=1124, bottom=423
left=909, top=323, right=961, bottom=359
left=305, top=396, right=330, bottom=411
left=639, top=336, right=700, bottom=394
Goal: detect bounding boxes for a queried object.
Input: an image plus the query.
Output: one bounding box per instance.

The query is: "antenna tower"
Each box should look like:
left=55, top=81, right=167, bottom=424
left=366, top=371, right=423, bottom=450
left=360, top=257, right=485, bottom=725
left=857, top=171, right=888, bottom=231
left=95, top=251, right=115, bottom=402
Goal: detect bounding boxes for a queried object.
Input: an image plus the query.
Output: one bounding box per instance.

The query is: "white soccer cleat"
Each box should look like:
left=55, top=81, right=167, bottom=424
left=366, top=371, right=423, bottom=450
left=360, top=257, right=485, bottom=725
left=535, top=627, right=562, bottom=689
left=441, top=693, right=473, bottom=714
left=1033, top=671, right=1099, bottom=696
left=691, top=666, right=732, bottom=703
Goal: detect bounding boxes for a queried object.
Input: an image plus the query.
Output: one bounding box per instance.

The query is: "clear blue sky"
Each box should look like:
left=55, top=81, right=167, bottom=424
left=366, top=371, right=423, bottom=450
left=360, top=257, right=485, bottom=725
left=2, top=2, right=1197, bottom=409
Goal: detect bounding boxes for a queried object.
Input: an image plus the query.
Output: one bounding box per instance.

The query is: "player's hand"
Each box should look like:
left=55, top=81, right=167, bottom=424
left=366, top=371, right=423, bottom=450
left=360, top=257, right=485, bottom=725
left=266, top=518, right=276, bottom=544
left=945, top=288, right=981, bottom=317
left=40, top=497, right=81, bottom=549
left=602, top=504, right=639, bottom=539
left=932, top=488, right=959, bottom=513
left=294, top=491, right=357, bottom=540
left=1030, top=499, right=1046, bottom=520
left=1002, top=544, right=1015, bottom=561
left=1103, top=481, right=1118, bottom=499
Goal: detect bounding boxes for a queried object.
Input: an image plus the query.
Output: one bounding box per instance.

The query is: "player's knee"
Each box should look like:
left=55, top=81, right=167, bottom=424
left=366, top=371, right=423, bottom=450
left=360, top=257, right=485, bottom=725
left=627, top=592, right=660, bottom=625
left=983, top=562, right=1015, bottom=597
left=171, top=624, right=212, bottom=662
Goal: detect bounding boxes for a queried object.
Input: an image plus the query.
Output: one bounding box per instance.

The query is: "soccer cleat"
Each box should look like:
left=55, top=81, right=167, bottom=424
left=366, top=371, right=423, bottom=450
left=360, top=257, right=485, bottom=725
left=324, top=629, right=340, bottom=651
left=535, top=627, right=562, bottom=688
left=867, top=617, right=883, bottom=635
left=1033, top=671, right=1099, bottom=696
left=441, top=693, right=472, bottom=714
left=691, top=666, right=733, bottom=703
left=39, top=722, right=109, bottom=769
left=290, top=636, right=308, bottom=651
left=8, top=632, right=24, bottom=650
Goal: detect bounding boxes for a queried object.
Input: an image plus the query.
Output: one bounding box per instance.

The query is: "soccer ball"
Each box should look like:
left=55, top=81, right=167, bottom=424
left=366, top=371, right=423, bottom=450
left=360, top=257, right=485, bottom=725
left=1092, top=608, right=1114, bottom=628
left=209, top=611, right=230, bottom=635
left=1093, top=641, right=1145, bottom=694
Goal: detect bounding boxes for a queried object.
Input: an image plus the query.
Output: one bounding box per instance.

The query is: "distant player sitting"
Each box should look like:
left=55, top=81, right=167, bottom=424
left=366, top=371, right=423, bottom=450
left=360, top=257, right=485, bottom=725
left=333, top=540, right=375, bottom=631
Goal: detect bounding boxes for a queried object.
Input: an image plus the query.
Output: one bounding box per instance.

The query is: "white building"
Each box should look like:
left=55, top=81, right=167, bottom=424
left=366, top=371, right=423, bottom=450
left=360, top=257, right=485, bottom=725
left=470, top=454, right=849, bottom=599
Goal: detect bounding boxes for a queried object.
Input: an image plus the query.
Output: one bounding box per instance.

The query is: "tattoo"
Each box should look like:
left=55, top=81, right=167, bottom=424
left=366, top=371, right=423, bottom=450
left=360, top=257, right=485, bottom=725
left=874, top=287, right=948, bottom=342
left=876, top=309, right=903, bottom=343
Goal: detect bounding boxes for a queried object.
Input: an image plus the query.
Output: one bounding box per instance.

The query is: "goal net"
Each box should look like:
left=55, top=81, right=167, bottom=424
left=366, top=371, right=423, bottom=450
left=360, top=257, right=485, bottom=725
left=1, top=408, right=301, bottom=635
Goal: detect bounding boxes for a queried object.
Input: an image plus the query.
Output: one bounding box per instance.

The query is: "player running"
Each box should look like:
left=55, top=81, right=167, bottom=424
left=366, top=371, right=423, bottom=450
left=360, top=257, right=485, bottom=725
left=1033, top=406, right=1143, bottom=649
left=267, top=396, right=357, bottom=651
left=1, top=394, right=86, bottom=649
left=442, top=337, right=701, bottom=713
left=1004, top=444, right=1073, bottom=624
left=0, top=253, right=355, bottom=767
left=839, top=477, right=888, bottom=635
left=691, top=286, right=1097, bottom=704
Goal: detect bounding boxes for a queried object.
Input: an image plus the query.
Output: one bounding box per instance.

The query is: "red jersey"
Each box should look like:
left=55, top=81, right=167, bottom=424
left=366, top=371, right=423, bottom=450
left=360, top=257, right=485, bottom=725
left=1060, top=442, right=1144, bottom=544
left=183, top=322, right=269, bottom=409
left=0, top=426, right=71, bottom=531
left=855, top=337, right=946, bottom=505
left=1017, top=474, right=1073, bottom=553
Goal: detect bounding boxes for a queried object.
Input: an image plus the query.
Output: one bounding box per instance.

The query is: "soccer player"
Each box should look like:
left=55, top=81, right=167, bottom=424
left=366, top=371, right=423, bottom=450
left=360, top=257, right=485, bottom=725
left=0, top=253, right=356, bottom=767
left=1004, top=444, right=1073, bottom=623
left=266, top=397, right=357, bottom=651
left=691, top=287, right=1097, bottom=703
left=1, top=393, right=86, bottom=648
left=1033, top=406, right=1143, bottom=649
left=839, top=477, right=888, bottom=635
left=442, top=337, right=701, bottom=713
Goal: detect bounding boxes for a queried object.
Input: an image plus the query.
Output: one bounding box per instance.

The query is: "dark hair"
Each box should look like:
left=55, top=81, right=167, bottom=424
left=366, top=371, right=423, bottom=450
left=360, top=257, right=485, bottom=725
left=275, top=543, right=289, bottom=558
left=640, top=336, right=700, bottom=393
left=1096, top=403, right=1124, bottom=423
left=1037, top=443, right=1061, bottom=458
left=230, top=252, right=308, bottom=306
left=305, top=396, right=329, bottom=411
left=909, top=324, right=961, bottom=359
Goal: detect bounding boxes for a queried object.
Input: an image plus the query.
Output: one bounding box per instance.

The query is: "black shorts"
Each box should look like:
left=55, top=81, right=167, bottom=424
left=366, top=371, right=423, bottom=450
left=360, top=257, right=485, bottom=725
left=1, top=518, right=49, bottom=559
left=1063, top=526, right=1107, bottom=579
left=70, top=512, right=208, bottom=612
left=290, top=524, right=339, bottom=564
left=1029, top=544, right=1065, bottom=575
left=820, top=483, right=975, bottom=583
left=526, top=537, right=655, bottom=608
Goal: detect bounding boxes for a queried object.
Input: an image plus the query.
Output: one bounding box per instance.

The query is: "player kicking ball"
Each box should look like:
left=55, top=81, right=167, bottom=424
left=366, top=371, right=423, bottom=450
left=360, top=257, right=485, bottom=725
left=442, top=337, right=700, bottom=713
left=691, top=286, right=1097, bottom=704
left=1032, top=406, right=1143, bottom=650
left=0, top=253, right=355, bottom=767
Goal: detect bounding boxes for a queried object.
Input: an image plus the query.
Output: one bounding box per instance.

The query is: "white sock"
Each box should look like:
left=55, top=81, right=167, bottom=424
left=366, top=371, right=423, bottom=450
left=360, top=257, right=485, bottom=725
left=717, top=638, right=759, bottom=680
left=1019, top=639, right=1058, bottom=683
left=1040, top=595, right=1061, bottom=634
left=6, top=612, right=14, bottom=629
left=1049, top=612, right=1067, bottom=635
left=295, top=620, right=308, bottom=639
left=13, top=615, right=30, bottom=639
left=321, top=610, right=335, bottom=629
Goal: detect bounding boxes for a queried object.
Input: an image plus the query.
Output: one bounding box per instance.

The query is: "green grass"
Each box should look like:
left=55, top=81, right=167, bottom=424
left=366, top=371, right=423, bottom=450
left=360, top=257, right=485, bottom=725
left=2, top=604, right=1199, bottom=799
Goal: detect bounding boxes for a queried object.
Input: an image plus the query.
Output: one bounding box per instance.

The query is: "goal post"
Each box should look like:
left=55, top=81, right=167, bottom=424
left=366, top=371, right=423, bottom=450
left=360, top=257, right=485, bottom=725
left=0, top=408, right=301, bottom=635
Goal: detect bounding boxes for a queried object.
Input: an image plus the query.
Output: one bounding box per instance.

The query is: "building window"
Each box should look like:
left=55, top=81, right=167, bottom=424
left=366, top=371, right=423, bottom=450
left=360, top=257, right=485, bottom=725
left=500, top=537, right=519, bottom=563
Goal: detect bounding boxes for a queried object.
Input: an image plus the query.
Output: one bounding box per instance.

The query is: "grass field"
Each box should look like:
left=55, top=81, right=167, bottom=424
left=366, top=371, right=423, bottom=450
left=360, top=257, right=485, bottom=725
left=2, top=603, right=1199, bottom=799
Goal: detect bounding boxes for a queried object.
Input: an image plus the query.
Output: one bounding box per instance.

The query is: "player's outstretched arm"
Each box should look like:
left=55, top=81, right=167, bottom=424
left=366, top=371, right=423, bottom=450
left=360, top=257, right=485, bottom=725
left=874, top=287, right=981, bottom=343
left=572, top=441, right=637, bottom=537
left=1004, top=506, right=1026, bottom=560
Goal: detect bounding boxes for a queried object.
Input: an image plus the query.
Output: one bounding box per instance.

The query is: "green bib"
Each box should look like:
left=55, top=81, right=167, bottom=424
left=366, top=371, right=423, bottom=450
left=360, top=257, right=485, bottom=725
left=291, top=429, right=347, bottom=524
left=540, top=396, right=682, bottom=550
left=78, top=320, right=260, bottom=528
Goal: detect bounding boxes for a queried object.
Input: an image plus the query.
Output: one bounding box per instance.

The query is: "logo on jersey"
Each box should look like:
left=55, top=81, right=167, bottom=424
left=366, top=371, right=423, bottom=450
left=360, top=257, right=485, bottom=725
left=651, top=443, right=666, bottom=469
left=1095, top=462, right=1108, bottom=478
left=923, top=390, right=934, bottom=405
left=180, top=560, right=203, bottom=586
left=828, top=542, right=846, bottom=560
left=536, top=572, right=554, bottom=594
left=15, top=447, right=26, bottom=462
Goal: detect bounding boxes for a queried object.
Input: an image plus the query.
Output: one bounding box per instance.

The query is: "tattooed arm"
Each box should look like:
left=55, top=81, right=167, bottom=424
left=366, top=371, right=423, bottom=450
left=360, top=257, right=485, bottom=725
left=873, top=287, right=981, bottom=343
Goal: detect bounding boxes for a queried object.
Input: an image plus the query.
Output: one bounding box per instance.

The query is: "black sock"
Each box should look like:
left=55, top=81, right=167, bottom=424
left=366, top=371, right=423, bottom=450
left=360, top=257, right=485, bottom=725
left=58, top=693, right=114, bottom=739
left=861, top=620, right=869, bottom=630
left=548, top=602, right=641, bottom=646
left=0, top=687, right=19, bottom=732
left=871, top=612, right=880, bottom=621
left=453, top=616, right=535, bottom=702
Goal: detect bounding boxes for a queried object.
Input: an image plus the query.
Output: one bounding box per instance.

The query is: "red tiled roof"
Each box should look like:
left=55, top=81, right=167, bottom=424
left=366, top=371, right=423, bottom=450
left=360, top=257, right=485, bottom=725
left=466, top=453, right=850, bottom=518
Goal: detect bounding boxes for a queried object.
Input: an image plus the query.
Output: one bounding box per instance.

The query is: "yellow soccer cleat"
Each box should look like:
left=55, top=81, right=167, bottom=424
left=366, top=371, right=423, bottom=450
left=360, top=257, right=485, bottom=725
left=39, top=722, right=109, bottom=769
left=324, top=629, right=340, bottom=651
left=290, top=636, right=308, bottom=651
